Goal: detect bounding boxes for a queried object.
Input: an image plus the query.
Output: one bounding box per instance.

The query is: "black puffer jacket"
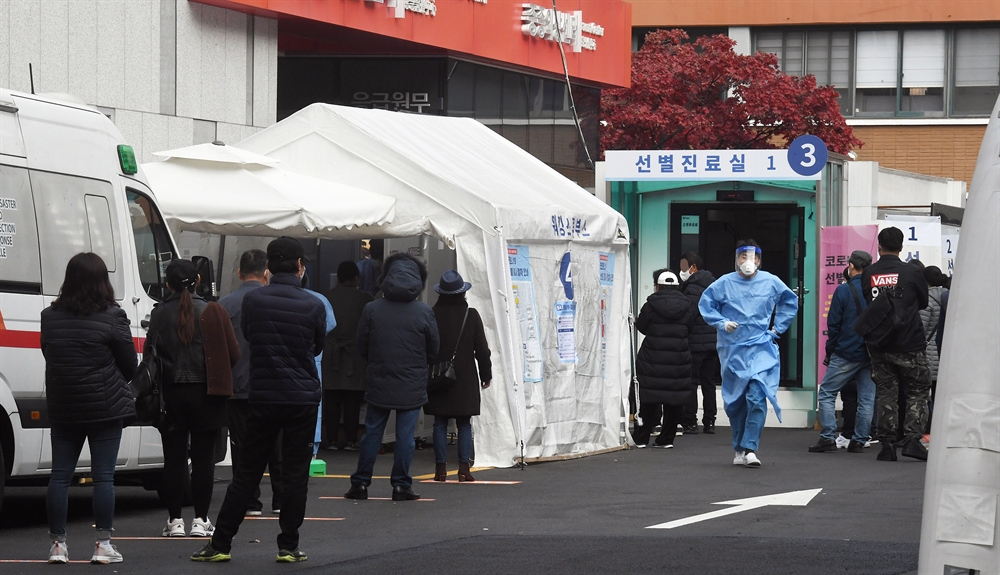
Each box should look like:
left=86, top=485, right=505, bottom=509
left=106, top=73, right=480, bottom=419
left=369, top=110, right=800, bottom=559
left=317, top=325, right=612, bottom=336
left=635, top=288, right=696, bottom=406
left=147, top=292, right=209, bottom=385
left=357, top=256, right=440, bottom=410
left=242, top=273, right=327, bottom=405
left=681, top=269, right=717, bottom=354
left=41, top=305, right=137, bottom=426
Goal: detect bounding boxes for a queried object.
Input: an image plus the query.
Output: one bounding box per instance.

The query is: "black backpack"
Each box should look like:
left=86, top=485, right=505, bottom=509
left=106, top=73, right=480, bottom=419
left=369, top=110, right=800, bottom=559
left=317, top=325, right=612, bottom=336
left=853, top=286, right=907, bottom=350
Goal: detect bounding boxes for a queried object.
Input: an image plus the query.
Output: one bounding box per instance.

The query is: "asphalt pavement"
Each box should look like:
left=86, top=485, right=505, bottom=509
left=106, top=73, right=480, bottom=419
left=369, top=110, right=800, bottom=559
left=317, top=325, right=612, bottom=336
left=0, top=427, right=927, bottom=574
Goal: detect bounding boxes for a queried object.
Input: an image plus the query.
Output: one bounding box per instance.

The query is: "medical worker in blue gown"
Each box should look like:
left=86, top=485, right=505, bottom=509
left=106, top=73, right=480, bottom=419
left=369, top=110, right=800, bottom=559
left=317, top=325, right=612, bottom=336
left=698, top=240, right=798, bottom=468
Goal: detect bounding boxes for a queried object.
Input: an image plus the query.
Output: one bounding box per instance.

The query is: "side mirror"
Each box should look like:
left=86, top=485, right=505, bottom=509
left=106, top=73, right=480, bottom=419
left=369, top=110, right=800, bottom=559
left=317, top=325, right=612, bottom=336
left=192, top=256, right=217, bottom=302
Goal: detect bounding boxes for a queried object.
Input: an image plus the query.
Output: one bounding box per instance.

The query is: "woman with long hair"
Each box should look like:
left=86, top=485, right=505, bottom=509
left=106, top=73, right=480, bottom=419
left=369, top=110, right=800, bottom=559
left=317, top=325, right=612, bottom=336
left=425, top=270, right=491, bottom=482
left=146, top=259, right=239, bottom=538
left=41, top=252, right=137, bottom=564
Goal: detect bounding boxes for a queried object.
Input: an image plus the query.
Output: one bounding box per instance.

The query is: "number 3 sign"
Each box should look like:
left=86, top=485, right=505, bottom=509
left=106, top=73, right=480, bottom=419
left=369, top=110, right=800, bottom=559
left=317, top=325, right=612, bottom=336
left=788, top=135, right=828, bottom=177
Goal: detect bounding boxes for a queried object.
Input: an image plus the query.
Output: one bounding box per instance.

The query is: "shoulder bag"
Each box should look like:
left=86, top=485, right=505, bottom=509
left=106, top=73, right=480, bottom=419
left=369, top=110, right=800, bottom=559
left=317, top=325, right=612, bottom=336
left=427, top=308, right=469, bottom=394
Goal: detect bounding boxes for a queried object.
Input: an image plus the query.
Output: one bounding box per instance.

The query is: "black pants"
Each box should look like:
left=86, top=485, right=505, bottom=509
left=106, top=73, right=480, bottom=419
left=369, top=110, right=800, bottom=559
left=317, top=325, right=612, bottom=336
left=211, top=404, right=317, bottom=553
left=160, top=428, right=220, bottom=520
left=840, top=380, right=858, bottom=438
left=633, top=403, right=684, bottom=446
left=227, top=399, right=283, bottom=512
left=683, top=352, right=719, bottom=426
left=323, top=390, right=365, bottom=446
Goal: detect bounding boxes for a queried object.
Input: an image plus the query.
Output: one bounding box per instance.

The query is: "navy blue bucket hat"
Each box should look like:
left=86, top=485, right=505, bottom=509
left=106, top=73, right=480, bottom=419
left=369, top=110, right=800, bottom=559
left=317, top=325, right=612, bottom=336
left=434, top=270, right=471, bottom=295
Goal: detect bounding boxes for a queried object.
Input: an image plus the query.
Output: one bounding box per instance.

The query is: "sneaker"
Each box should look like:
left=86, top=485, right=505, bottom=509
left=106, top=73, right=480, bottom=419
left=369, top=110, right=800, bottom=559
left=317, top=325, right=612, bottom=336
left=744, top=451, right=762, bottom=467
left=652, top=443, right=674, bottom=449
left=271, top=508, right=281, bottom=514
left=190, top=517, right=215, bottom=537
left=808, top=438, right=837, bottom=453
left=682, top=424, right=700, bottom=435
left=868, top=438, right=880, bottom=445
left=276, top=548, right=307, bottom=563
left=835, top=434, right=850, bottom=449
left=91, top=541, right=123, bottom=564
left=246, top=510, right=263, bottom=517
left=847, top=440, right=866, bottom=453
left=733, top=450, right=746, bottom=466
left=191, top=543, right=231, bottom=562
left=703, top=422, right=715, bottom=434
left=48, top=540, right=68, bottom=564
left=876, top=442, right=897, bottom=461
left=343, top=442, right=360, bottom=451
left=162, top=517, right=186, bottom=537
left=634, top=443, right=647, bottom=449
left=901, top=439, right=928, bottom=461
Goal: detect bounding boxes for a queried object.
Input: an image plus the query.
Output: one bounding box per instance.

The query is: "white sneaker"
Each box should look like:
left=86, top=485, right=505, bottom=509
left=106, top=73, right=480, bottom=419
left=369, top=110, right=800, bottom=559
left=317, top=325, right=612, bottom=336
left=246, top=510, right=263, bottom=516
left=733, top=450, right=746, bottom=465
left=190, top=517, right=215, bottom=537
left=835, top=434, right=850, bottom=449
left=91, top=541, right=123, bottom=564
left=162, top=517, right=186, bottom=537
left=744, top=452, right=762, bottom=467
left=864, top=440, right=872, bottom=448
left=48, top=540, right=68, bottom=564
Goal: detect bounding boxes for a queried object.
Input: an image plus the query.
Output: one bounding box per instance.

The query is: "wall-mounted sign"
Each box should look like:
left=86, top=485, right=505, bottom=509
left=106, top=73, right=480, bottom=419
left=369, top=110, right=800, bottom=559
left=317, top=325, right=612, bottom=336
left=604, top=137, right=828, bottom=182
left=680, top=215, right=700, bottom=235
left=520, top=4, right=604, bottom=52
left=364, top=0, right=436, bottom=18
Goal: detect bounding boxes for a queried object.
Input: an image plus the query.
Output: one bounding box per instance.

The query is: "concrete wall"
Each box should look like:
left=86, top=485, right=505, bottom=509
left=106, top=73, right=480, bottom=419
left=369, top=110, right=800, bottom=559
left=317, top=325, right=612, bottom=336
left=0, top=0, right=278, bottom=163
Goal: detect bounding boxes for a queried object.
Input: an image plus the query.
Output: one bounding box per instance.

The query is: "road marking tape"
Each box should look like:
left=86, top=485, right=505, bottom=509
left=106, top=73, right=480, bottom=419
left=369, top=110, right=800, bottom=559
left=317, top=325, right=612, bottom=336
left=244, top=517, right=344, bottom=521
left=318, top=496, right=435, bottom=501
left=417, top=480, right=521, bottom=485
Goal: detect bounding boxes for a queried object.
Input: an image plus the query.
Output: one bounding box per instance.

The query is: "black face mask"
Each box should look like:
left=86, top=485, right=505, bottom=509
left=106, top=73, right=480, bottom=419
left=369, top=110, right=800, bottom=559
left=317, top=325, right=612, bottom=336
left=842, top=266, right=851, bottom=282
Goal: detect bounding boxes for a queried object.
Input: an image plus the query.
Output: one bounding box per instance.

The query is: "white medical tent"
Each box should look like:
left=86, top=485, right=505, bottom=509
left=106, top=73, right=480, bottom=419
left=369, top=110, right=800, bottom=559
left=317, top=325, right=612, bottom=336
left=237, top=104, right=633, bottom=467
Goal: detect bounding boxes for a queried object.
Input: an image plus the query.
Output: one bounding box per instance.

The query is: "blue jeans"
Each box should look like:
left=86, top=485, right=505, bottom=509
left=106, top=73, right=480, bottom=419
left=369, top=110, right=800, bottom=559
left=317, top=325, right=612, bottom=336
left=724, top=379, right=768, bottom=452
left=433, top=415, right=473, bottom=464
left=350, top=406, right=420, bottom=489
left=818, top=354, right=876, bottom=442
left=47, top=421, right=122, bottom=540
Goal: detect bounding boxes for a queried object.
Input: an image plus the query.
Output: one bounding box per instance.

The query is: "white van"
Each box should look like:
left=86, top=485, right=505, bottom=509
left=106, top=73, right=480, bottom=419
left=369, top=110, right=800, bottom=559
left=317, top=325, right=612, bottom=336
left=0, top=88, right=180, bottom=509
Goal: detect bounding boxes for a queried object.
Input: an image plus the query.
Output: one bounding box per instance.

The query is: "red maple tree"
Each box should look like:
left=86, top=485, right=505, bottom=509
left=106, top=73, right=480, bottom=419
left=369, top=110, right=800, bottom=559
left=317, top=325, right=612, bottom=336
left=601, top=30, right=863, bottom=155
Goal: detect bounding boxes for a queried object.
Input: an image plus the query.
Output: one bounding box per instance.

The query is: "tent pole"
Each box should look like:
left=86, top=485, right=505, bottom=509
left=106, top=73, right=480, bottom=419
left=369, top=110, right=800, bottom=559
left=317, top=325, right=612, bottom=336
left=217, top=234, right=226, bottom=292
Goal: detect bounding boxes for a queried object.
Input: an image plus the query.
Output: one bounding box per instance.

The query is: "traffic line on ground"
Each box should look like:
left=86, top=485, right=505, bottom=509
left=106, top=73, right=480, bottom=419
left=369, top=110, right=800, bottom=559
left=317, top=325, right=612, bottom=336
left=646, top=488, right=822, bottom=529
left=114, top=536, right=207, bottom=540
left=417, top=479, right=521, bottom=485
left=319, top=496, right=435, bottom=501
left=0, top=560, right=93, bottom=564
left=310, top=474, right=391, bottom=479
left=244, top=517, right=344, bottom=521
left=412, top=467, right=492, bottom=480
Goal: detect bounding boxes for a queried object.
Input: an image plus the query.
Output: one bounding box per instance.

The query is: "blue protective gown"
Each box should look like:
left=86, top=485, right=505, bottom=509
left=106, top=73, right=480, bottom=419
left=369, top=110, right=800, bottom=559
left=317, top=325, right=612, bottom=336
left=698, top=270, right=798, bottom=426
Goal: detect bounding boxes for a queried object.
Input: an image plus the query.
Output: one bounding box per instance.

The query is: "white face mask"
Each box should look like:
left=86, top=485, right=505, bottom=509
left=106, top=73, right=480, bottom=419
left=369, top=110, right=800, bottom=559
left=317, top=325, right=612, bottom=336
left=679, top=270, right=691, bottom=282
left=739, top=260, right=757, bottom=276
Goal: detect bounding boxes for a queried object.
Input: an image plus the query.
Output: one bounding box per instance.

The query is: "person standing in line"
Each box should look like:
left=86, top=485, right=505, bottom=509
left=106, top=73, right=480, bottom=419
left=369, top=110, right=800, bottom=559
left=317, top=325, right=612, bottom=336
left=218, top=249, right=283, bottom=517
left=356, top=240, right=384, bottom=298
left=861, top=227, right=932, bottom=462
left=809, top=250, right=876, bottom=454
left=919, top=266, right=947, bottom=409
left=678, top=252, right=719, bottom=434
left=41, top=253, right=138, bottom=564
left=632, top=269, right=696, bottom=449
left=149, top=259, right=240, bottom=539
left=322, top=261, right=373, bottom=450
left=699, top=240, right=799, bottom=468
left=192, top=237, right=325, bottom=563
left=344, top=253, right=439, bottom=501
left=426, top=270, right=492, bottom=482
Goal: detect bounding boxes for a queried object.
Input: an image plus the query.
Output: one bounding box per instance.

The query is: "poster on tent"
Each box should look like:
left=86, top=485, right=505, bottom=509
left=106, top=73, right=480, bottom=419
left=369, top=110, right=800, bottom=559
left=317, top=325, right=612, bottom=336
left=507, top=245, right=544, bottom=382
left=599, top=252, right=615, bottom=379
left=818, top=225, right=878, bottom=384
left=555, top=301, right=577, bottom=363
left=942, top=229, right=960, bottom=277
left=882, top=215, right=942, bottom=269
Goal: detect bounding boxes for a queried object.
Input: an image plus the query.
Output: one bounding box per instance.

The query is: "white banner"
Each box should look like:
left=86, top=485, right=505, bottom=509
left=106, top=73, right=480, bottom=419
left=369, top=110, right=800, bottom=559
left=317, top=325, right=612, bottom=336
left=882, top=215, right=942, bottom=269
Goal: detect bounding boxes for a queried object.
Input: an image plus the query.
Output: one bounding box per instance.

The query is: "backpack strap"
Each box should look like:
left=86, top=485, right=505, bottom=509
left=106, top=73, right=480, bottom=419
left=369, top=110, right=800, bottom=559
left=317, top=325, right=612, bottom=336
left=846, top=280, right=864, bottom=316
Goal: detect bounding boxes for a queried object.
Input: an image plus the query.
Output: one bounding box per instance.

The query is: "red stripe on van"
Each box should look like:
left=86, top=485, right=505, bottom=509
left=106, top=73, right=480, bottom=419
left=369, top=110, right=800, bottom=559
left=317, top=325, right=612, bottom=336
left=0, top=329, right=41, bottom=349
left=0, top=331, right=144, bottom=352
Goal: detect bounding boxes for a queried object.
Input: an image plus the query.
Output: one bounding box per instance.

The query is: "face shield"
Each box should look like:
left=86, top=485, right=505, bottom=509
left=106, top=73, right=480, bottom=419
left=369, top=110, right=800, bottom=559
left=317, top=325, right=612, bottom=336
left=735, top=245, right=761, bottom=276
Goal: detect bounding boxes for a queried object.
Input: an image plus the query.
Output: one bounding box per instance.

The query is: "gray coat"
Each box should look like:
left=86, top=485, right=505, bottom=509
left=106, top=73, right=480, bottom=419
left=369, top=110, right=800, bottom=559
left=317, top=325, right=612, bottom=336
left=322, top=284, right=373, bottom=391
left=920, top=286, right=945, bottom=380
left=218, top=279, right=264, bottom=399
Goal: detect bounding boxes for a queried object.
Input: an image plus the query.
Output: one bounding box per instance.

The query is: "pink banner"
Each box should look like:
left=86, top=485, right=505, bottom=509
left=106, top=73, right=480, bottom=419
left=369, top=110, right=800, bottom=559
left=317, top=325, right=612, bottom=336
left=818, top=225, right=879, bottom=384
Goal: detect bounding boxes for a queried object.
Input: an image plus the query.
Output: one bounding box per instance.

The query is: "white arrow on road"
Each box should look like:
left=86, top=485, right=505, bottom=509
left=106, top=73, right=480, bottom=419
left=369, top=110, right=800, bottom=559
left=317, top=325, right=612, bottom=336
left=646, top=488, right=822, bottom=529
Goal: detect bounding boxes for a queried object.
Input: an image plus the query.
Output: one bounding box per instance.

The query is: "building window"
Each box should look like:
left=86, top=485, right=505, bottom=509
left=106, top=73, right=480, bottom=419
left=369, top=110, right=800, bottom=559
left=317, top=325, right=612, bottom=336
left=754, top=26, right=1000, bottom=119
left=954, top=28, right=1000, bottom=116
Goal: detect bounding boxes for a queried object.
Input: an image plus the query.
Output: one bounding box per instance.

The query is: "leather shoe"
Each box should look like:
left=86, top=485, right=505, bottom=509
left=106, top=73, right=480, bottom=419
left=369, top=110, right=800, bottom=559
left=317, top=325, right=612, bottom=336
left=876, top=442, right=897, bottom=461
left=808, top=438, right=837, bottom=452
left=392, top=485, right=420, bottom=501
left=901, top=439, right=928, bottom=461
left=847, top=440, right=866, bottom=453
left=343, top=484, right=368, bottom=500
left=703, top=422, right=715, bottom=434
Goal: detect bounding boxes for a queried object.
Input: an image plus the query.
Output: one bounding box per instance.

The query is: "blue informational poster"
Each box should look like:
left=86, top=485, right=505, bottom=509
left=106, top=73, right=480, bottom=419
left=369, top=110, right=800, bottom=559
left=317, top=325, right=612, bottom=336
left=555, top=301, right=577, bottom=364
left=599, top=252, right=615, bottom=378
left=507, top=245, right=544, bottom=382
